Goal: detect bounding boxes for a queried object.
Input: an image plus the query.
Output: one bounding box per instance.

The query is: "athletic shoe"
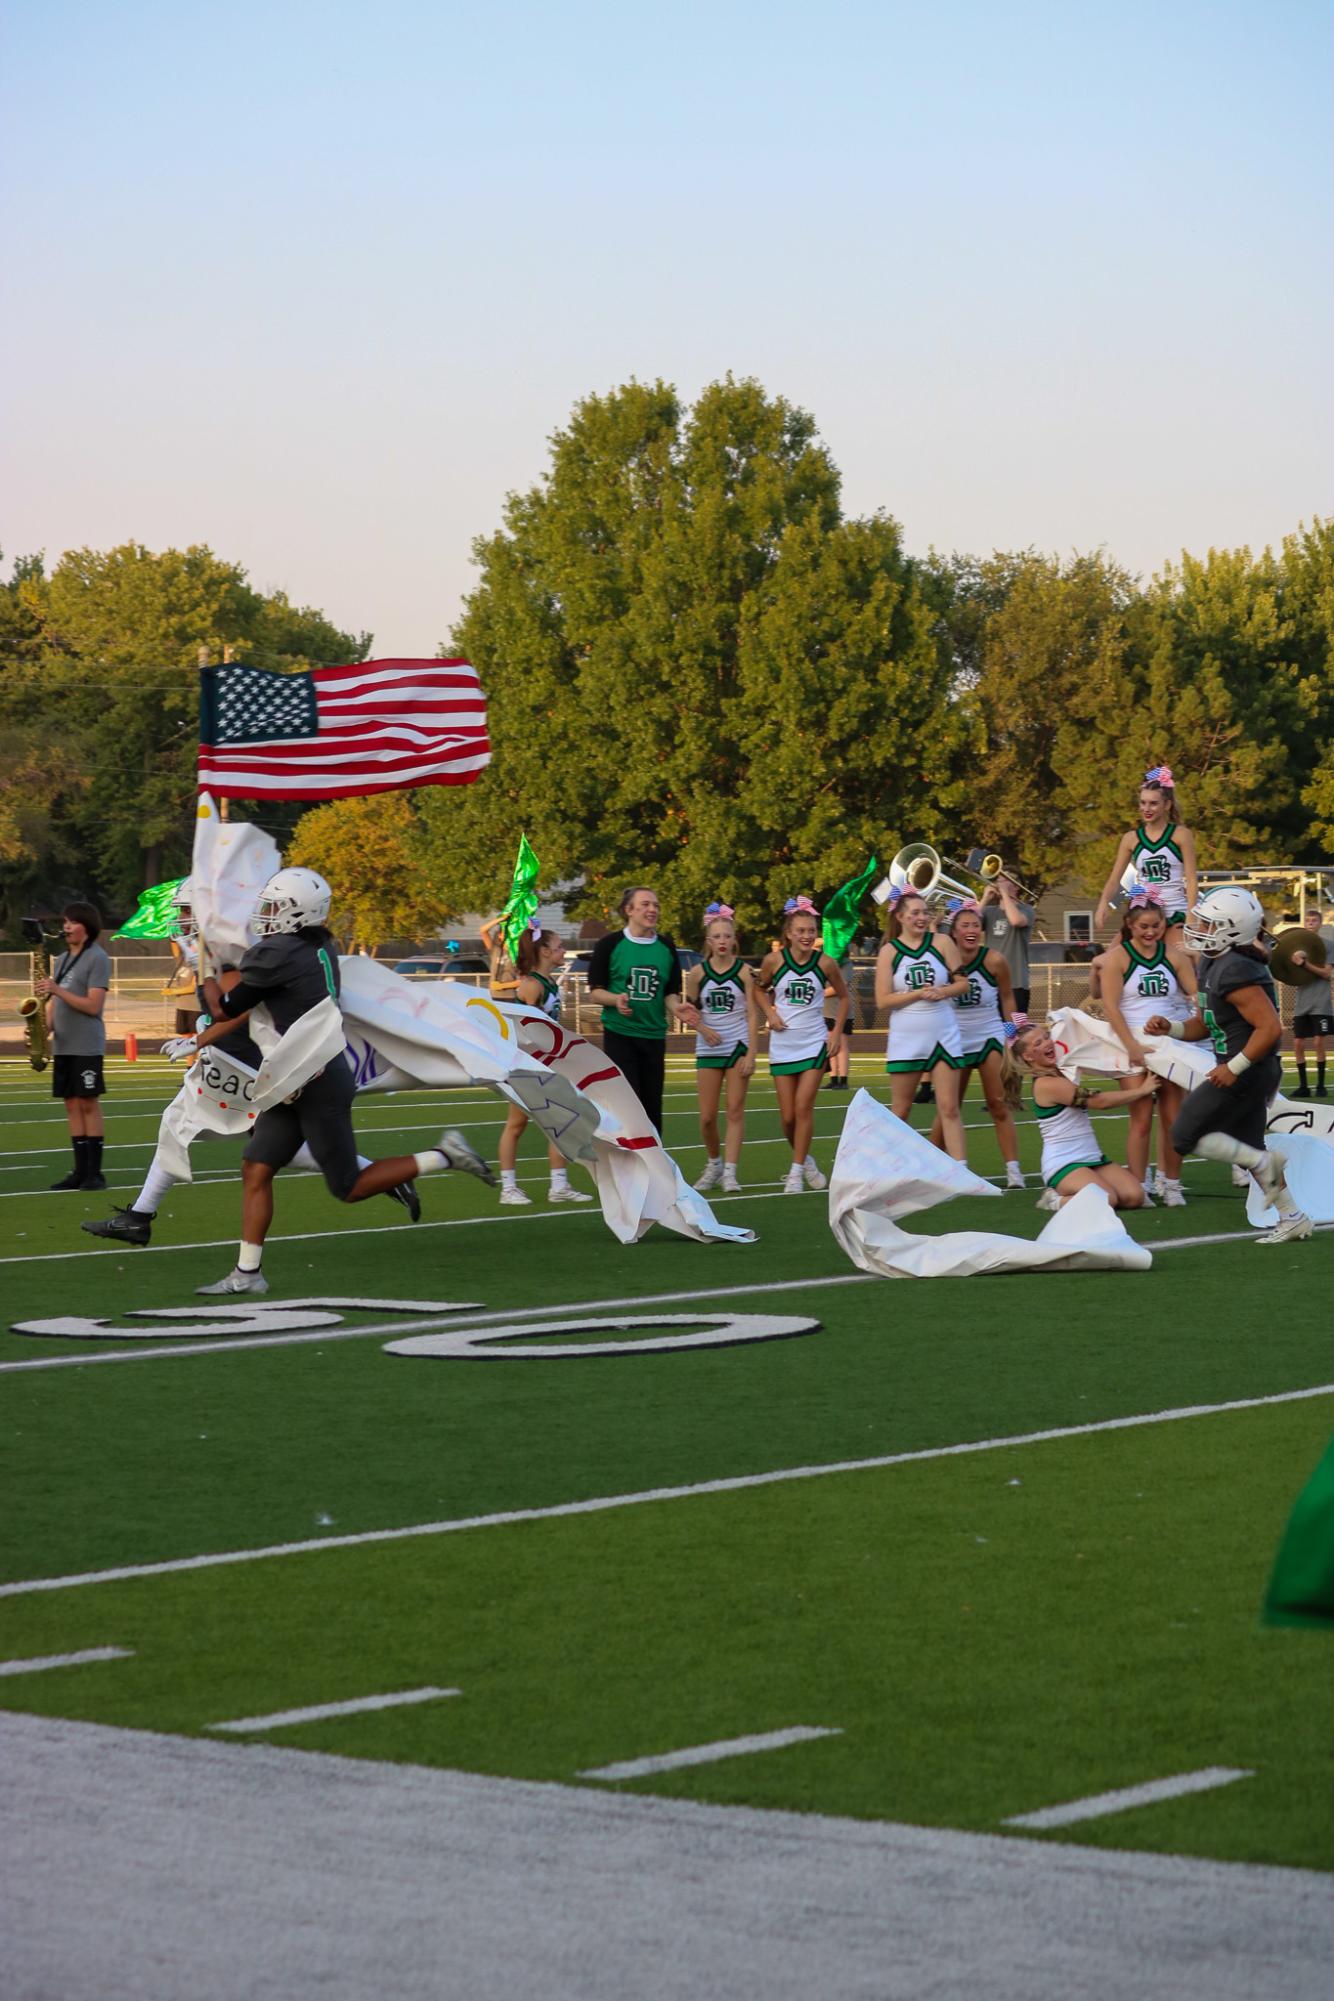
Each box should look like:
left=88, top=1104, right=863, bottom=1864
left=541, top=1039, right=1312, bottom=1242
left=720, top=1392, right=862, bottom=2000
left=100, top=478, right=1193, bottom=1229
left=1035, top=1187, right=1061, bottom=1212
left=384, top=1180, right=422, bottom=1222
left=1317, top=1085, right=1329, bottom=1097
left=783, top=1168, right=805, bottom=1195
left=802, top=1160, right=828, bottom=1191
left=1139, top=1190, right=1156, bottom=1207
left=1005, top=1165, right=1026, bottom=1191
left=1161, top=1184, right=1187, bottom=1208
left=1152, top=1170, right=1168, bottom=1199
left=1252, top=1152, right=1287, bottom=1202
left=1256, top=1210, right=1314, bottom=1246
left=694, top=1159, right=723, bottom=1192
left=1231, top=1164, right=1252, bottom=1188
left=197, top=1267, right=270, bottom=1296
left=49, top=1170, right=84, bottom=1190
left=437, top=1129, right=496, bottom=1186
left=78, top=1174, right=108, bottom=1192
left=81, top=1206, right=153, bottom=1246
left=548, top=1183, right=592, bottom=1203
left=499, top=1186, right=532, bottom=1206
left=721, top=1170, right=741, bottom=1194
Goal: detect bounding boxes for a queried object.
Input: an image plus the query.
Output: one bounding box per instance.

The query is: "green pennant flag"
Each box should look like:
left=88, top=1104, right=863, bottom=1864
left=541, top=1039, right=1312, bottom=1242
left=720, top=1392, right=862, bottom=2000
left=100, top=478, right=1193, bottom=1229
left=1263, top=1432, right=1334, bottom=1630
left=820, top=856, right=879, bottom=964
left=112, top=877, right=186, bottom=941
left=499, top=834, right=541, bottom=964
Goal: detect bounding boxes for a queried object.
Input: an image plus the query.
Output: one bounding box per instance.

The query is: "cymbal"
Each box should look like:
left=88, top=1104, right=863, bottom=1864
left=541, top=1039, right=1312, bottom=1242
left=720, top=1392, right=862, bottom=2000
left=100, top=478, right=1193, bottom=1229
left=1269, top=928, right=1329, bottom=986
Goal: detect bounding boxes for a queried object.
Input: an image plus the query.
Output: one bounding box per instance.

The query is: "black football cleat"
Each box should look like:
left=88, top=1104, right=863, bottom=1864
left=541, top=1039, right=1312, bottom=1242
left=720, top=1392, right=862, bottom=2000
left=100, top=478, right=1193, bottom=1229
left=384, top=1179, right=422, bottom=1222
left=82, top=1207, right=154, bottom=1247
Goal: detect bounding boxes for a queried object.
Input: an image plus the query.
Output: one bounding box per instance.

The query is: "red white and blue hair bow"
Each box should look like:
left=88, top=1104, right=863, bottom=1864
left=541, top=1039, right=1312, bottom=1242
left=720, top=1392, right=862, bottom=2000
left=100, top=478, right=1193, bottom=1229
left=1127, top=883, right=1165, bottom=910
left=783, top=896, right=818, bottom=916
left=945, top=896, right=982, bottom=915
left=703, top=902, right=735, bottom=922
left=1144, top=764, right=1175, bottom=788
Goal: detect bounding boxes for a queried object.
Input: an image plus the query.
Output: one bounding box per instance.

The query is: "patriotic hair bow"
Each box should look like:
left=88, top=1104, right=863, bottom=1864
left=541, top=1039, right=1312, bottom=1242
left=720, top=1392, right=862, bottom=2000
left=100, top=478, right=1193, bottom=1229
left=882, top=884, right=905, bottom=907
left=783, top=895, right=818, bottom=916
left=945, top=896, right=981, bottom=915
left=527, top=916, right=543, bottom=935
left=703, top=901, right=735, bottom=922
left=1127, top=884, right=1165, bottom=910
left=1144, top=764, right=1174, bottom=787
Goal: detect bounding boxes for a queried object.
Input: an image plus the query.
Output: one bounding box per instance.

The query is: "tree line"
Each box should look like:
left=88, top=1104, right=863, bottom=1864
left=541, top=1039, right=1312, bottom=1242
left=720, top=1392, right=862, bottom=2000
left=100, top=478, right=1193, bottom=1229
left=4, top=376, right=1333, bottom=950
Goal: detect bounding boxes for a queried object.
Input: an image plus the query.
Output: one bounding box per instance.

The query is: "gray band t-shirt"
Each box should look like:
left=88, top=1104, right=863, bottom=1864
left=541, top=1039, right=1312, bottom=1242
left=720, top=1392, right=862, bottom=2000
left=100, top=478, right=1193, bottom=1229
left=52, top=942, right=111, bottom=1055
left=984, top=903, right=1035, bottom=985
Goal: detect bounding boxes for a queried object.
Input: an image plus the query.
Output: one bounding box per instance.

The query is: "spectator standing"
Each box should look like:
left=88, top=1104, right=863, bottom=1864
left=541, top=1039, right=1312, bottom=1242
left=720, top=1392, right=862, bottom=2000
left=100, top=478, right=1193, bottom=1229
left=1290, top=907, right=1334, bottom=1098
left=587, top=886, right=699, bottom=1135
left=980, top=872, right=1035, bottom=1015
left=38, top=901, right=111, bottom=1191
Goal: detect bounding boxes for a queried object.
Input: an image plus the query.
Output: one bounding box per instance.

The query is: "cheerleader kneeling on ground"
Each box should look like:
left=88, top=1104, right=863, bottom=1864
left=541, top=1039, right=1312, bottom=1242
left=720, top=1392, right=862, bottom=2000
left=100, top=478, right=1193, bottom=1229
left=498, top=924, right=592, bottom=1208
left=1003, top=1022, right=1159, bottom=1209
left=1099, top=886, right=1196, bottom=1206
left=759, top=897, right=849, bottom=1194
left=928, top=898, right=1026, bottom=1188
left=876, top=889, right=970, bottom=1160
left=686, top=902, right=763, bottom=1194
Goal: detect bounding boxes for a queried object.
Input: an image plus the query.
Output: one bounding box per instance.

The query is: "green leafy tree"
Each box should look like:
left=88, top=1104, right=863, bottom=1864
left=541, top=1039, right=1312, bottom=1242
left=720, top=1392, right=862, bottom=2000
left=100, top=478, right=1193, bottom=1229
left=288, top=794, right=449, bottom=953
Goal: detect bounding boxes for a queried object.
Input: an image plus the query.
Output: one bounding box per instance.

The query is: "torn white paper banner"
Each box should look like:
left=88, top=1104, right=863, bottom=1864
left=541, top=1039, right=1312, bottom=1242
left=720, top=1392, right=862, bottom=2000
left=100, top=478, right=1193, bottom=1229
left=830, top=1090, right=1151, bottom=1279
left=190, top=797, right=281, bottom=963
left=157, top=1047, right=261, bottom=1181
left=251, top=997, right=349, bottom=1112
left=1245, top=1133, right=1334, bottom=1228
left=1048, top=1008, right=1215, bottom=1092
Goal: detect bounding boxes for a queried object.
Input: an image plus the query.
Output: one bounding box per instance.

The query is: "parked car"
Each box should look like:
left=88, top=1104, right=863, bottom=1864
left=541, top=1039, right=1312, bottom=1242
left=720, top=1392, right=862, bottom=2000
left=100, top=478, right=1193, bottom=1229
left=393, top=954, right=490, bottom=977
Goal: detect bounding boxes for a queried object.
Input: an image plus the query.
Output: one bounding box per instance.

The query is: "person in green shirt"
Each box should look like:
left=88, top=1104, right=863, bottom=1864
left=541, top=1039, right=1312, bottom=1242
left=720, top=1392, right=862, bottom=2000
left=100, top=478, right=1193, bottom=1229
left=587, top=886, right=700, bottom=1134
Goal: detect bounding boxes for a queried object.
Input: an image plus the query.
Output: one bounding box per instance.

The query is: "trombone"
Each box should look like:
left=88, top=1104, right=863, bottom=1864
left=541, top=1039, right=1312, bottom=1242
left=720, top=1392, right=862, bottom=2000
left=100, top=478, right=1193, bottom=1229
left=872, top=843, right=1040, bottom=910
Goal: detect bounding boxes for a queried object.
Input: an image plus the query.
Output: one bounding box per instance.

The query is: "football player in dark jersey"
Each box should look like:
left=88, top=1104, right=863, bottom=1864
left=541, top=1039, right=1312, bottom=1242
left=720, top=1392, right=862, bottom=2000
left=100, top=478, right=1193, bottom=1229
left=1146, top=886, right=1313, bottom=1245
left=193, top=868, right=493, bottom=1295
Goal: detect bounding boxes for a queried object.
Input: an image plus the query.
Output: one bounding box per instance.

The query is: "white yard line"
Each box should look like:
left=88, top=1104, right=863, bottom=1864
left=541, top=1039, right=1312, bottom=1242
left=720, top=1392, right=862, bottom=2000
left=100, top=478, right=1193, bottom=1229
left=209, top=1687, right=460, bottom=1734
left=5, top=1380, right=1332, bottom=1600
left=1004, top=1768, right=1254, bottom=1831
left=581, top=1726, right=841, bottom=1781
left=0, top=1646, right=133, bottom=1677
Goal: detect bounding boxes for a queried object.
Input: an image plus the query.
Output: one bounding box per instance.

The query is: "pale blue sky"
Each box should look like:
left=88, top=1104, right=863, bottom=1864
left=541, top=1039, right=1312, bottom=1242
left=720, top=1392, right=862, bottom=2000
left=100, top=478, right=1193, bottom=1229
left=4, top=0, right=1331, bottom=655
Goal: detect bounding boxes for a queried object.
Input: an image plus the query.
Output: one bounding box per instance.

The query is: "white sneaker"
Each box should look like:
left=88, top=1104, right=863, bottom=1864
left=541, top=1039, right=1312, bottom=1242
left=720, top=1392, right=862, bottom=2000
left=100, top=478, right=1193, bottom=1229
left=1231, top=1163, right=1252, bottom=1188
left=548, top=1183, right=592, bottom=1203
left=197, top=1267, right=269, bottom=1296
left=1140, top=1190, right=1157, bottom=1207
left=802, top=1160, right=827, bottom=1191
left=1005, top=1165, right=1026, bottom=1190
left=783, top=1168, right=805, bottom=1195
left=1162, top=1183, right=1186, bottom=1208
left=721, top=1170, right=741, bottom=1194
left=694, top=1159, right=723, bottom=1192
left=1035, top=1187, right=1061, bottom=1212
left=499, top=1185, right=531, bottom=1206
left=438, top=1128, right=496, bottom=1186
left=1256, top=1210, right=1314, bottom=1245
left=1152, top=1170, right=1168, bottom=1199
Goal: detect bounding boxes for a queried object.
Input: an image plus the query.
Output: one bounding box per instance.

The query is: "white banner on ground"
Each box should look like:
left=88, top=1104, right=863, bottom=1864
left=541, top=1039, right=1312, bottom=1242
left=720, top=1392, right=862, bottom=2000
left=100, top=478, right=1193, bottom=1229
left=190, top=796, right=282, bottom=964
left=829, top=1090, right=1151, bottom=1279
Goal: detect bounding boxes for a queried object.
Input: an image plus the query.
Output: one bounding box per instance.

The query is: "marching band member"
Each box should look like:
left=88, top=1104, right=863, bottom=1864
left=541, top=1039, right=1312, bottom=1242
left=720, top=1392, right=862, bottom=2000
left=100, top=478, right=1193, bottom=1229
left=1098, top=886, right=1197, bottom=1206
left=1147, top=886, right=1313, bottom=1245
left=498, top=923, right=592, bottom=1207
left=1004, top=1022, right=1159, bottom=1207
left=1094, top=765, right=1198, bottom=934
left=929, top=899, right=1025, bottom=1187
left=195, top=868, right=493, bottom=1296
left=37, top=902, right=111, bottom=1192
left=876, top=888, right=970, bottom=1160
left=759, top=896, right=848, bottom=1193
left=686, top=903, right=763, bottom=1195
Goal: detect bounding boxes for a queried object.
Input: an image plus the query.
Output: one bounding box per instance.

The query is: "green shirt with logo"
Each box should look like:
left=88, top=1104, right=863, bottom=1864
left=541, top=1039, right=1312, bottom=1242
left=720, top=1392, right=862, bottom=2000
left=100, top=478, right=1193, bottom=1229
left=588, top=930, right=681, bottom=1041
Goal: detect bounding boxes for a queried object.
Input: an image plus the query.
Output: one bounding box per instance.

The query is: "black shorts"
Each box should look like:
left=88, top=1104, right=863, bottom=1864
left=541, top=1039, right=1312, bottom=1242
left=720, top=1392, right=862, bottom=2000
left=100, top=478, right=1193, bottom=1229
left=1172, top=1055, right=1281, bottom=1157
left=243, top=1059, right=362, bottom=1200
left=52, top=1055, right=105, bottom=1100
left=1293, top=1013, right=1334, bottom=1039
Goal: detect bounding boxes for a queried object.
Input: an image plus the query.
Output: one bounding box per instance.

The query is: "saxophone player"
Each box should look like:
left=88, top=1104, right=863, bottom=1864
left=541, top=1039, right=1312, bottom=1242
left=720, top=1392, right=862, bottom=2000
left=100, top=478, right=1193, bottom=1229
left=35, top=901, right=111, bottom=1191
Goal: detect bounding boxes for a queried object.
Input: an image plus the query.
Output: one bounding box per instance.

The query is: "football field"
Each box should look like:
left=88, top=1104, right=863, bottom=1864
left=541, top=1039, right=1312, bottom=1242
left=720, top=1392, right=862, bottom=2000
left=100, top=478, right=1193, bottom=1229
left=3, top=1052, right=1333, bottom=1990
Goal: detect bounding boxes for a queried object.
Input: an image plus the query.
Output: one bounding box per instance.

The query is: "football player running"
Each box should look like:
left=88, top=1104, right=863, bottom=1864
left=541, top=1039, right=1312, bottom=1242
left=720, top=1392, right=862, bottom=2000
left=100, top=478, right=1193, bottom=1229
left=1146, top=886, right=1313, bottom=1245
left=194, top=868, right=493, bottom=1295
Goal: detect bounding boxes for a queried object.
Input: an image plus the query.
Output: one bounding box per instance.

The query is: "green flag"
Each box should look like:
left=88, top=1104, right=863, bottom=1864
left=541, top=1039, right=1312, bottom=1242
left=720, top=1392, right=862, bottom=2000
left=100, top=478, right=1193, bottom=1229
left=1263, top=1432, right=1334, bottom=1630
left=820, top=856, right=879, bottom=964
left=113, top=877, right=186, bottom=941
left=499, top=835, right=541, bottom=964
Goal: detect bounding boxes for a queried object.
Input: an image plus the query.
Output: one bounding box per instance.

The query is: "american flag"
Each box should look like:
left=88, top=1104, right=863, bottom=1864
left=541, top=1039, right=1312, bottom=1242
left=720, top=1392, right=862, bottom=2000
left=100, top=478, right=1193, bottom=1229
left=198, top=658, right=490, bottom=800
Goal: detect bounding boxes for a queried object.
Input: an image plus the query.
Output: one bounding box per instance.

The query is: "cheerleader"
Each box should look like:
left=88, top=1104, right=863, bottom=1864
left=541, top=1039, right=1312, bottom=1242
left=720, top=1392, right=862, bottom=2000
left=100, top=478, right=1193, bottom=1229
left=497, top=923, right=592, bottom=1208
left=1094, top=764, right=1198, bottom=935
left=928, top=899, right=1026, bottom=1188
left=875, top=889, right=970, bottom=1159
left=685, top=902, right=762, bottom=1194
left=1099, top=886, right=1197, bottom=1205
left=758, top=897, right=849, bottom=1194
left=1003, top=1022, right=1159, bottom=1207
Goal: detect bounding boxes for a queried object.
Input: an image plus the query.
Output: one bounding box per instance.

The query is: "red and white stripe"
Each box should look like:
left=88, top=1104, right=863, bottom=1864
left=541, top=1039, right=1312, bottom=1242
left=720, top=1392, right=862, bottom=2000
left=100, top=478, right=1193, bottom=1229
left=198, top=658, right=490, bottom=799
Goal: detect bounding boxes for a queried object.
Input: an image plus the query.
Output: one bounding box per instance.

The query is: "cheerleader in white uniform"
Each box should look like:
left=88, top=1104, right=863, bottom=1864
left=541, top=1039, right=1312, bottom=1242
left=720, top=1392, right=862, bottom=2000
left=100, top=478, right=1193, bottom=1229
left=1098, top=887, right=1197, bottom=1205
left=685, top=902, right=763, bottom=1195
left=875, top=889, right=970, bottom=1159
left=1095, top=764, right=1198, bottom=936
left=1003, top=1022, right=1159, bottom=1207
left=497, top=925, right=592, bottom=1208
left=758, top=897, right=849, bottom=1193
left=928, top=899, right=1025, bottom=1187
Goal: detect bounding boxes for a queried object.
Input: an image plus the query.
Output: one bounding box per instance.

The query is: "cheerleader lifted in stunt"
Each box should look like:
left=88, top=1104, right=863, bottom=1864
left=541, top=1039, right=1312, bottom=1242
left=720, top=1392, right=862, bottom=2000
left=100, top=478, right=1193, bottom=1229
left=759, top=897, right=849, bottom=1194
left=1095, top=764, right=1198, bottom=936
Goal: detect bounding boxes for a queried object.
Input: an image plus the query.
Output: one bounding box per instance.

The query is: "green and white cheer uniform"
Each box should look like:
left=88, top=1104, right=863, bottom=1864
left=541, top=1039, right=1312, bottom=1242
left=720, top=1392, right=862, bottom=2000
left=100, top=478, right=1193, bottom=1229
left=1034, top=1091, right=1108, bottom=1189
left=884, top=940, right=964, bottom=1074
left=1130, top=824, right=1188, bottom=923
left=695, top=962, right=748, bottom=1070
left=769, top=950, right=829, bottom=1075
left=1116, top=941, right=1190, bottom=1035
left=530, top=972, right=562, bottom=1022
left=952, top=950, right=1006, bottom=1064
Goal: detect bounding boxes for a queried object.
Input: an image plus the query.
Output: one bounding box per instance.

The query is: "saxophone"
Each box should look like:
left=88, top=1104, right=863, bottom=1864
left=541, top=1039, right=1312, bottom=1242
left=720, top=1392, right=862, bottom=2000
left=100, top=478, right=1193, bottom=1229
left=18, top=918, right=56, bottom=1072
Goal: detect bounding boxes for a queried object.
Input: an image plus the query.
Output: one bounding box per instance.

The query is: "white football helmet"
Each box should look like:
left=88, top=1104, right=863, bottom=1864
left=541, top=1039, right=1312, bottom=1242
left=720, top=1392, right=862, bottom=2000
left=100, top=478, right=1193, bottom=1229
left=254, top=867, right=332, bottom=937
left=172, top=879, right=197, bottom=946
left=1183, top=885, right=1264, bottom=956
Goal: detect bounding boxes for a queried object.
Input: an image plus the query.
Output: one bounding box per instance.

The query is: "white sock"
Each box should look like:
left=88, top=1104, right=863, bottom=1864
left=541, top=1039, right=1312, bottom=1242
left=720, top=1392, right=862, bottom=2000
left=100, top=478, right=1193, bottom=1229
left=1195, top=1133, right=1264, bottom=1171
left=791, top=1158, right=806, bottom=1172
left=501, top=1169, right=518, bottom=1192
left=237, top=1241, right=263, bottom=1272
left=135, top=1160, right=177, bottom=1215
left=706, top=1155, right=721, bottom=1168
left=1005, top=1159, right=1021, bottom=1176
left=413, top=1149, right=448, bottom=1175
left=550, top=1166, right=569, bottom=1190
